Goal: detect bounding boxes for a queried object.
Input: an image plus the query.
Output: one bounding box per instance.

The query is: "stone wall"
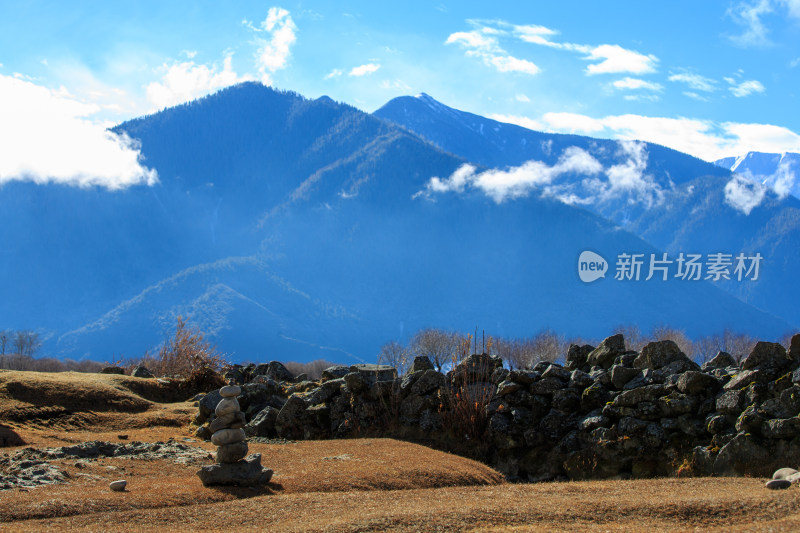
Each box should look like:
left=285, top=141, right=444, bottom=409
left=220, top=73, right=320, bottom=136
left=194, top=334, right=800, bottom=481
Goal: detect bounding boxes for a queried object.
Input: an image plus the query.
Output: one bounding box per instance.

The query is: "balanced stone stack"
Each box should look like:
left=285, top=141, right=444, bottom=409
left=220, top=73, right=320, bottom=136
left=196, top=385, right=274, bottom=487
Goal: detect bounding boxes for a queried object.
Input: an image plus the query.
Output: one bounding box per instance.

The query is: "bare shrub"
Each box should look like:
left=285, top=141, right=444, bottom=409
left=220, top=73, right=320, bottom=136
left=409, top=328, right=464, bottom=372
left=282, top=359, right=336, bottom=380
left=691, top=329, right=758, bottom=365
left=648, top=325, right=693, bottom=356
left=497, top=330, right=566, bottom=370
left=613, top=324, right=646, bottom=352
left=0, top=354, right=105, bottom=373
left=128, top=316, right=227, bottom=379
left=438, top=333, right=493, bottom=449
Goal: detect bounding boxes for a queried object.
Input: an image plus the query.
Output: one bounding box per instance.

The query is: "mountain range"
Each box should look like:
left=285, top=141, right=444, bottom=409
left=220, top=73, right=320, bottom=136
left=714, top=151, right=800, bottom=200
left=1, top=82, right=796, bottom=364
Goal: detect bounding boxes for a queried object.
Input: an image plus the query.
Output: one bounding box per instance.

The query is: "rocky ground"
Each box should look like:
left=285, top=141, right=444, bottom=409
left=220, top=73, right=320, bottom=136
left=2, top=368, right=800, bottom=531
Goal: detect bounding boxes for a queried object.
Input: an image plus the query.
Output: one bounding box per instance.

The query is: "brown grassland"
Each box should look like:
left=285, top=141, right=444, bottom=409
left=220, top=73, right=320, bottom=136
left=2, top=369, right=800, bottom=532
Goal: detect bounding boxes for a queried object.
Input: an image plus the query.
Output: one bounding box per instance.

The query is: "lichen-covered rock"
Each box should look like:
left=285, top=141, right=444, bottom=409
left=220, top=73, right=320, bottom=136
left=723, top=369, right=763, bottom=391
left=634, top=340, right=690, bottom=370
left=565, top=343, right=595, bottom=371
left=321, top=365, right=350, bottom=382
left=703, top=351, right=736, bottom=370
left=716, top=389, right=746, bottom=415
left=761, top=418, right=800, bottom=439
left=610, top=365, right=640, bottom=390
left=742, top=342, right=791, bottom=373
left=244, top=406, right=279, bottom=438
left=586, top=335, right=625, bottom=369
left=677, top=371, right=720, bottom=396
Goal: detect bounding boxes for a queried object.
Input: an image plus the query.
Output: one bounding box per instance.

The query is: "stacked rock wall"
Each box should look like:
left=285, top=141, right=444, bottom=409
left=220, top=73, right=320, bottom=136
left=194, top=334, right=800, bottom=481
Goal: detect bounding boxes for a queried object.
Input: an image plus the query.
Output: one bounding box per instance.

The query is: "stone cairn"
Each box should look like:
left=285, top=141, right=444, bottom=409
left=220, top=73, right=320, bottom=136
left=196, top=385, right=273, bottom=487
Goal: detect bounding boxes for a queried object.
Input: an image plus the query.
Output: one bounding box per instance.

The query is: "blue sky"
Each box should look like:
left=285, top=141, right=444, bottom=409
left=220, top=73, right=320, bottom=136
left=1, top=0, right=799, bottom=188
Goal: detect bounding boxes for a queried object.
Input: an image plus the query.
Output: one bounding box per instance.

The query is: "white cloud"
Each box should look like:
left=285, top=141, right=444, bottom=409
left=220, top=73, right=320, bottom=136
left=248, top=7, right=297, bottom=84
left=349, top=63, right=381, bottom=76
left=489, top=55, right=540, bottom=75
left=324, top=69, right=343, bottom=80
left=603, top=141, right=663, bottom=206
left=445, top=27, right=541, bottom=76
left=490, top=114, right=544, bottom=131
left=0, top=74, right=157, bottom=189
left=515, top=94, right=530, bottom=103
left=668, top=72, right=717, bottom=92
left=727, top=0, right=774, bottom=46
left=612, top=77, right=663, bottom=91
left=416, top=146, right=603, bottom=203
left=540, top=111, right=800, bottom=162
left=584, top=44, right=658, bottom=75
left=146, top=54, right=252, bottom=110
left=512, top=24, right=590, bottom=52
left=684, top=92, right=709, bottom=102
left=541, top=112, right=605, bottom=134
left=780, top=0, right=800, bottom=17
left=725, top=77, right=766, bottom=97
left=380, top=79, right=412, bottom=91
left=445, top=30, right=497, bottom=51
left=724, top=175, right=766, bottom=214
left=765, top=158, right=798, bottom=198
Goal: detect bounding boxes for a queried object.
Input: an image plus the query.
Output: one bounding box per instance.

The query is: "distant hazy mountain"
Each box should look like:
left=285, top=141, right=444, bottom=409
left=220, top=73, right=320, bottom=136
left=375, top=94, right=800, bottom=330
left=715, top=152, right=800, bottom=200
left=0, top=83, right=794, bottom=364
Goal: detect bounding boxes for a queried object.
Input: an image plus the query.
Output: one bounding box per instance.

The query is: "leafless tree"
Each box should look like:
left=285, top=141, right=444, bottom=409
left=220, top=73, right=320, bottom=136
left=613, top=324, right=645, bottom=351
left=12, top=330, right=41, bottom=358
left=409, top=328, right=464, bottom=372
left=377, top=340, right=410, bottom=375
left=690, top=329, right=757, bottom=365
left=0, top=330, right=9, bottom=355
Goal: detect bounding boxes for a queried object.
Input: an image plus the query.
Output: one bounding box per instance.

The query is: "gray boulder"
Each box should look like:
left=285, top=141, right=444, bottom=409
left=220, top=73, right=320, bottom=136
left=702, top=351, right=736, bottom=370
left=723, top=369, right=763, bottom=391
left=321, top=365, right=350, bottom=381
left=409, top=356, right=434, bottom=373
left=565, top=343, right=594, bottom=371
left=713, top=433, right=771, bottom=476
left=196, top=454, right=273, bottom=487
left=742, top=341, right=792, bottom=379
left=244, top=406, right=279, bottom=438
left=762, top=418, right=800, bottom=439
left=677, top=371, right=720, bottom=396
left=132, top=366, right=154, bottom=378
left=610, top=365, right=639, bottom=390
left=716, top=389, right=745, bottom=415
left=634, top=340, right=690, bottom=370
left=586, top=334, right=625, bottom=369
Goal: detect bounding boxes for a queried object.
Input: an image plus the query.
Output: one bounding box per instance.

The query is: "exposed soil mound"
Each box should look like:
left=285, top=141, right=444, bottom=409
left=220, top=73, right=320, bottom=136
left=0, top=370, right=194, bottom=431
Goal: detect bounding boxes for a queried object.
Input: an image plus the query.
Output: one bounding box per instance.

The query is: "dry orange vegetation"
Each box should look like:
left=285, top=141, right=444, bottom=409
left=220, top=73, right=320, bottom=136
left=2, top=369, right=800, bottom=532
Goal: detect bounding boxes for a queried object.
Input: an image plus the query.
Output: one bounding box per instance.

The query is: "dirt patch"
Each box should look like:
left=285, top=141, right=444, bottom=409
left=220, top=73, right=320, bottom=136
left=0, top=370, right=196, bottom=433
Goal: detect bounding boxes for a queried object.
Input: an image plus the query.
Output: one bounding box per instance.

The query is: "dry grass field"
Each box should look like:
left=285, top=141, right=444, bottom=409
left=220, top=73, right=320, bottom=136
left=2, top=369, right=800, bottom=532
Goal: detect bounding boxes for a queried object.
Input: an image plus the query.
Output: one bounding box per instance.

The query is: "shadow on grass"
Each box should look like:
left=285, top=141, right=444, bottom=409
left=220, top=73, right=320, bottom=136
left=0, top=424, right=25, bottom=446
left=209, top=481, right=284, bottom=498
